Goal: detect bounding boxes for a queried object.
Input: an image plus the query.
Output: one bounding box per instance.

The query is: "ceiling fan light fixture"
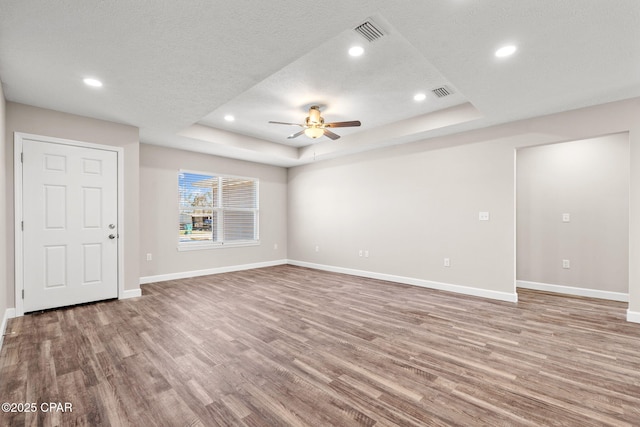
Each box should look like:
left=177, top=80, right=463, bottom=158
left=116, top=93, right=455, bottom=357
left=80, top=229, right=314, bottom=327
left=269, top=105, right=360, bottom=141
left=304, top=127, right=324, bottom=139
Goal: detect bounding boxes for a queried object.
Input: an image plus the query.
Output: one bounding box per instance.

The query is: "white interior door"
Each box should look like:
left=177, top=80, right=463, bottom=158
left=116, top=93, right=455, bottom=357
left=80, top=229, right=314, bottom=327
left=22, top=138, right=119, bottom=312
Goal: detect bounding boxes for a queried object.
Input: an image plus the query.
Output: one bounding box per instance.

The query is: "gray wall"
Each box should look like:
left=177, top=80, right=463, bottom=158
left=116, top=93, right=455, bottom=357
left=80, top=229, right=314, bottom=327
left=288, top=98, right=640, bottom=308
left=517, top=134, right=629, bottom=293
left=5, top=102, right=140, bottom=304
left=288, top=140, right=516, bottom=296
left=3, top=97, right=640, bottom=320
left=139, top=144, right=288, bottom=279
left=0, top=84, right=7, bottom=319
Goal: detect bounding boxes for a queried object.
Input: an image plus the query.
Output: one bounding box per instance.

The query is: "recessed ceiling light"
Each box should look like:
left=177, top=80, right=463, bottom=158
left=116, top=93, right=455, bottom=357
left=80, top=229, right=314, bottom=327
left=414, top=93, right=427, bottom=102
left=83, top=78, right=103, bottom=87
left=348, top=46, right=364, bottom=57
left=224, top=114, right=235, bottom=122
left=495, top=45, right=517, bottom=58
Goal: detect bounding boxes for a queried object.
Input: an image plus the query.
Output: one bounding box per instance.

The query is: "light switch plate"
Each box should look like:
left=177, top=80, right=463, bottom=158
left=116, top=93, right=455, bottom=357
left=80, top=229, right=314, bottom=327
left=479, top=212, right=490, bottom=221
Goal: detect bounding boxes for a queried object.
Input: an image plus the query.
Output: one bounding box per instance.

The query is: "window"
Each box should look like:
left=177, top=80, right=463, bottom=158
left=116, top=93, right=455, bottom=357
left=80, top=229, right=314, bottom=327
left=178, top=171, right=259, bottom=249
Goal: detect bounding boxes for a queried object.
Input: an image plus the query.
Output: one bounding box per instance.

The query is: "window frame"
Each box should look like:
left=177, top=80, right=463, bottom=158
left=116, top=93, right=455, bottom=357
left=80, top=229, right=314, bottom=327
left=177, top=169, right=260, bottom=251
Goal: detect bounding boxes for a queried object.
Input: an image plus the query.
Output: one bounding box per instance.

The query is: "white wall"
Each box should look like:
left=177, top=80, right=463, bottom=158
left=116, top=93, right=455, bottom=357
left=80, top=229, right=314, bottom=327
left=139, top=144, right=288, bottom=281
left=5, top=103, right=141, bottom=306
left=288, top=98, right=640, bottom=311
left=517, top=134, right=629, bottom=294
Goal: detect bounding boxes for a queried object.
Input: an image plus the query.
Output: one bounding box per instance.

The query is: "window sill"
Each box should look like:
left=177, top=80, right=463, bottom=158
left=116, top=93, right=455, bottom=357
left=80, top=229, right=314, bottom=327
left=177, top=241, right=260, bottom=251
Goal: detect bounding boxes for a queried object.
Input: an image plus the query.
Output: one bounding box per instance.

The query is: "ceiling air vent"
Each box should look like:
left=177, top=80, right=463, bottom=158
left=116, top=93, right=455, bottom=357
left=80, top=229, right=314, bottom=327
left=432, top=86, right=453, bottom=98
left=354, top=20, right=385, bottom=42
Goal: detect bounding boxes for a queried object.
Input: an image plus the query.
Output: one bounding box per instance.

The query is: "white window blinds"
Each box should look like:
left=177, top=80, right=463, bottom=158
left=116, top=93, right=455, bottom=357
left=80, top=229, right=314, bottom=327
left=178, top=171, right=259, bottom=247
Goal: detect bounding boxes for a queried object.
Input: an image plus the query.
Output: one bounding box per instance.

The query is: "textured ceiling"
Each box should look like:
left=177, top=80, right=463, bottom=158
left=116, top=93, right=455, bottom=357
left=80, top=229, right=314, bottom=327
left=198, top=14, right=468, bottom=147
left=1, top=1, right=639, bottom=167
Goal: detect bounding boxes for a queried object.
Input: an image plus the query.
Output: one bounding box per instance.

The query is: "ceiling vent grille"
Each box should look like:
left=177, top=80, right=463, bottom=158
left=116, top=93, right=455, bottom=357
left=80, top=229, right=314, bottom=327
left=432, top=86, right=453, bottom=98
left=354, top=21, right=385, bottom=42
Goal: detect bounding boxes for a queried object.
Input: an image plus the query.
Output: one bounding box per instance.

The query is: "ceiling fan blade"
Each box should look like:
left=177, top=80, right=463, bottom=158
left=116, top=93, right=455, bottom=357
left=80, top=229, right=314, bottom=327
left=323, top=129, right=340, bottom=140
left=287, top=130, right=305, bottom=139
left=269, top=121, right=303, bottom=126
left=325, top=120, right=361, bottom=128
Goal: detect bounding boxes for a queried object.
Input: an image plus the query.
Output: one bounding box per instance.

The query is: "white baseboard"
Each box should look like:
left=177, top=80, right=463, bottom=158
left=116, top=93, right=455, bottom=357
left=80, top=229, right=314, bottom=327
left=627, top=310, right=640, bottom=323
left=516, top=280, right=628, bottom=302
left=288, top=260, right=518, bottom=303
left=139, top=259, right=288, bottom=285
left=120, top=289, right=142, bottom=299
left=0, top=308, right=16, bottom=352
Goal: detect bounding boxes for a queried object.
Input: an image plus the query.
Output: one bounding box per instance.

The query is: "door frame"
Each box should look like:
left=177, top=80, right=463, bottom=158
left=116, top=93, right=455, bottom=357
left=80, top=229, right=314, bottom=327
left=14, top=132, right=125, bottom=317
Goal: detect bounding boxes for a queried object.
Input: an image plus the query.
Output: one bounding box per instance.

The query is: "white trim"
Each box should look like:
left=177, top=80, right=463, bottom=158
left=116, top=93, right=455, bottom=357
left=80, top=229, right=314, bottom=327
left=288, top=260, right=518, bottom=303
left=14, top=135, right=24, bottom=316
left=116, top=142, right=126, bottom=303
left=14, top=132, right=125, bottom=316
left=516, top=280, right=628, bottom=302
left=513, top=148, right=518, bottom=297
left=0, top=308, right=16, bottom=351
left=121, top=289, right=142, bottom=299
left=177, top=240, right=260, bottom=251
left=627, top=310, right=640, bottom=323
left=139, top=259, right=288, bottom=284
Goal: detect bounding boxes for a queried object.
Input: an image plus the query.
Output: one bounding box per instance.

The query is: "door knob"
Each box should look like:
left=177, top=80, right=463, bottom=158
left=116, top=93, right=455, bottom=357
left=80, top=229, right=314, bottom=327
left=108, top=234, right=116, bottom=239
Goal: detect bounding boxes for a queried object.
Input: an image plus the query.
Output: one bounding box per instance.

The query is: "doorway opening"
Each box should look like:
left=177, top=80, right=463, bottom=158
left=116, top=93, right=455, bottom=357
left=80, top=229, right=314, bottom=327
left=515, top=133, right=630, bottom=303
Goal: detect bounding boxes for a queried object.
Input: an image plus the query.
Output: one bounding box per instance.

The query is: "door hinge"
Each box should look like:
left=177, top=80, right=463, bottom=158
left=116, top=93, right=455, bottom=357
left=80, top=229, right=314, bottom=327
left=21, top=152, right=23, bottom=163
left=22, top=289, right=24, bottom=299
left=21, top=221, right=24, bottom=231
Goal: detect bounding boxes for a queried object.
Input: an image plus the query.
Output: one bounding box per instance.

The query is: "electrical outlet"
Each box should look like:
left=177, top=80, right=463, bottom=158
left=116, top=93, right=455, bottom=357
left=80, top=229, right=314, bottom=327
left=444, top=258, right=451, bottom=267
left=315, top=245, right=320, bottom=252
left=359, top=250, right=363, bottom=257
left=364, top=250, right=369, bottom=258
left=273, top=243, right=278, bottom=250
left=562, top=259, right=570, bottom=269
left=146, top=253, right=152, bottom=261
left=562, top=213, right=570, bottom=222
left=479, top=211, right=490, bottom=221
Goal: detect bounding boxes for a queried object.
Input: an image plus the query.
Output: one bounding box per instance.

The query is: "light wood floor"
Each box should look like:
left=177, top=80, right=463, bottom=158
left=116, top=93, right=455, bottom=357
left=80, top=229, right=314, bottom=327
left=1, top=265, right=640, bottom=426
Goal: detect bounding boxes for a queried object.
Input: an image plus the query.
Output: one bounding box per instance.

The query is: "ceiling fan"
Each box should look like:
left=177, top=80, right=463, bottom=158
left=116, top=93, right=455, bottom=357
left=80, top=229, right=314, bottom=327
left=269, top=105, right=361, bottom=140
